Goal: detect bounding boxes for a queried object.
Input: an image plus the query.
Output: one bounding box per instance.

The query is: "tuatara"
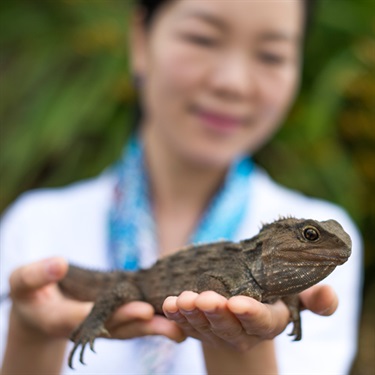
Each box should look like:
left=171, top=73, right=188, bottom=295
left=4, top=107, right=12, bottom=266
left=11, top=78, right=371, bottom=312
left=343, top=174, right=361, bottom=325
left=58, top=217, right=352, bottom=368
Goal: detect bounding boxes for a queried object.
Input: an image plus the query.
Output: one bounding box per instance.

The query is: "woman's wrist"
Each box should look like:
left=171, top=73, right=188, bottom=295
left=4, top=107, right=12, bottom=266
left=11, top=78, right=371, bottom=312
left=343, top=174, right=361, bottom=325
left=9, top=306, right=55, bottom=342
left=1, top=307, right=67, bottom=375
left=202, top=339, right=278, bottom=375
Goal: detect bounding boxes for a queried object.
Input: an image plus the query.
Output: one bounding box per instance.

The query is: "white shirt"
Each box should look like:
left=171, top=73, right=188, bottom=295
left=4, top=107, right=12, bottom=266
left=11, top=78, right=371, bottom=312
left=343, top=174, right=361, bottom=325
left=0, top=167, right=362, bottom=374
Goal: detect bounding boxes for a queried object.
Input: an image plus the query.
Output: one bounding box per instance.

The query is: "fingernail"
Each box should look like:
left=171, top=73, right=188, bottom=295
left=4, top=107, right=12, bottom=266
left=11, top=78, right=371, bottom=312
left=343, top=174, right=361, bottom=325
left=175, top=335, right=187, bottom=344
left=204, top=310, right=220, bottom=318
left=180, top=308, right=198, bottom=316
left=45, top=258, right=61, bottom=280
left=318, top=305, right=334, bottom=316
left=166, top=311, right=182, bottom=319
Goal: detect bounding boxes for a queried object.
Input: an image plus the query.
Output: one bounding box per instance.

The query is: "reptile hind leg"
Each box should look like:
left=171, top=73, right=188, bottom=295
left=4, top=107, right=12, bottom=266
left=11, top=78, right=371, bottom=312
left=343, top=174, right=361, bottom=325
left=68, top=281, right=142, bottom=369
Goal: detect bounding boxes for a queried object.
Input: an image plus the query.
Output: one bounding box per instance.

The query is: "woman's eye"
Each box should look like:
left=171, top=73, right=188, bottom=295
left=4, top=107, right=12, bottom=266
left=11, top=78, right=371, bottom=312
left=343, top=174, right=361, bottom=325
left=258, top=52, right=286, bottom=65
left=183, top=34, right=218, bottom=47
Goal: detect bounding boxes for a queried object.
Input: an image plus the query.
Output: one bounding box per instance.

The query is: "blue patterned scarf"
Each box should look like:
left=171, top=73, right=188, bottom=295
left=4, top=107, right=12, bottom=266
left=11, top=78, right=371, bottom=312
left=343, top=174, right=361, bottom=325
left=108, top=134, right=253, bottom=373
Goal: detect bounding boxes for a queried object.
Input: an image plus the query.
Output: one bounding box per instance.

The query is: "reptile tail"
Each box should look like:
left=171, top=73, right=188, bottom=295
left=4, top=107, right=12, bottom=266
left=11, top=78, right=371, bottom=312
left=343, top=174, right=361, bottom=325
left=58, top=265, right=131, bottom=301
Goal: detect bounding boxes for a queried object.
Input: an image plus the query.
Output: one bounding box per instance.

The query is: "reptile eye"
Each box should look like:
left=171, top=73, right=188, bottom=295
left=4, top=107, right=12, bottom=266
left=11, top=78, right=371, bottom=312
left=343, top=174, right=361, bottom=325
left=303, top=227, right=320, bottom=241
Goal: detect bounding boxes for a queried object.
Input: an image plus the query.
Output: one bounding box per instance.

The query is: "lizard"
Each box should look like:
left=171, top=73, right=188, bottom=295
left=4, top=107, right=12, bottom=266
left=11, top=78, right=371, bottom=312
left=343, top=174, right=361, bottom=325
left=58, top=217, right=352, bottom=368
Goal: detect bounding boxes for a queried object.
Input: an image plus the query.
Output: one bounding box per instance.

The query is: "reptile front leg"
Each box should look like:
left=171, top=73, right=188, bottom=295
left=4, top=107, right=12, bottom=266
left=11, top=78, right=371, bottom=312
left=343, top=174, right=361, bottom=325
left=68, top=281, right=142, bottom=369
left=196, top=272, right=263, bottom=301
left=196, top=273, right=232, bottom=297
left=282, top=294, right=302, bottom=341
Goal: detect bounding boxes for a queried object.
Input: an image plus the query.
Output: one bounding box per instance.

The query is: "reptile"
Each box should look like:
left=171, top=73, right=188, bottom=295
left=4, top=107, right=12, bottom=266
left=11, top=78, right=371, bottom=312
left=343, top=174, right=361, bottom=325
left=58, top=217, right=352, bottom=368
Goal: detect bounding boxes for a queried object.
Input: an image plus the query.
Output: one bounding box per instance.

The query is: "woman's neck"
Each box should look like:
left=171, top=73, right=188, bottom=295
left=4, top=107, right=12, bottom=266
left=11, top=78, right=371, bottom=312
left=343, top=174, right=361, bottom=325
left=141, top=126, right=229, bottom=255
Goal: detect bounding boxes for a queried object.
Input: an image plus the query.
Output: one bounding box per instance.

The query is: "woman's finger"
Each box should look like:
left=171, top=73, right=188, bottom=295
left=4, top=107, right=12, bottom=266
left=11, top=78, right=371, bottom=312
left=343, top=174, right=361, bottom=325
left=9, top=257, right=68, bottom=298
left=164, top=292, right=208, bottom=340
left=110, top=315, right=186, bottom=343
left=110, top=301, right=156, bottom=324
left=195, top=292, right=257, bottom=351
left=177, top=291, right=211, bottom=332
left=299, top=285, right=338, bottom=316
left=228, top=296, right=290, bottom=339
left=165, top=291, right=259, bottom=350
left=195, top=292, right=243, bottom=338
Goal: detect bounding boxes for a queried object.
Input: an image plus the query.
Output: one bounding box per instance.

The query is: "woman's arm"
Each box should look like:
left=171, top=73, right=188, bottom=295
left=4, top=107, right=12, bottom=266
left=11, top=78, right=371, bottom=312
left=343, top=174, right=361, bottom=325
left=0, top=257, right=185, bottom=374
left=1, top=309, right=67, bottom=375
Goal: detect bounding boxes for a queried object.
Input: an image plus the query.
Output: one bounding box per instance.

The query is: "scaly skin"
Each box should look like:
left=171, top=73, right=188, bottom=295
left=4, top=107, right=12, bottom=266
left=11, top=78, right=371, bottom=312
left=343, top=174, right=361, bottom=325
left=58, top=217, right=352, bottom=368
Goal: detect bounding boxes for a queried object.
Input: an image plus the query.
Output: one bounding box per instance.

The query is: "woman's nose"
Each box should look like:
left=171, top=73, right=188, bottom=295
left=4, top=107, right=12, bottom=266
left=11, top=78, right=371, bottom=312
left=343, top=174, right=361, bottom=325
left=209, top=52, right=255, bottom=100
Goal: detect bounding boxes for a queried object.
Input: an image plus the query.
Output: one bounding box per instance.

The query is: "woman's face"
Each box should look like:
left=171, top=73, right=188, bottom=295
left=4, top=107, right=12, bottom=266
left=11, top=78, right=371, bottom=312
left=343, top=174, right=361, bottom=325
left=132, top=0, right=304, bottom=167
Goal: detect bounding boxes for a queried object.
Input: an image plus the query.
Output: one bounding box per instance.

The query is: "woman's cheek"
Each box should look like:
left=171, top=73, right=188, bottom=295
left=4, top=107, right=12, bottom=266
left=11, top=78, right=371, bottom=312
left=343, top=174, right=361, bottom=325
left=157, top=47, right=211, bottom=96
left=262, top=68, right=299, bottom=120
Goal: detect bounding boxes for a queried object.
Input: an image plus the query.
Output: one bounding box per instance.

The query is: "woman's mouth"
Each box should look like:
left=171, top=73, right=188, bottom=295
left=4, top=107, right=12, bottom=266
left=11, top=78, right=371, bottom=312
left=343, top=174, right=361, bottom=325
left=192, top=106, right=247, bottom=135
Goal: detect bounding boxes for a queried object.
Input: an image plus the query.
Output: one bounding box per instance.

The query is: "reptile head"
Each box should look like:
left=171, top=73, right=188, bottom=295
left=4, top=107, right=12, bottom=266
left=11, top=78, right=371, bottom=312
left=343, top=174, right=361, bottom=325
left=254, top=217, right=352, bottom=296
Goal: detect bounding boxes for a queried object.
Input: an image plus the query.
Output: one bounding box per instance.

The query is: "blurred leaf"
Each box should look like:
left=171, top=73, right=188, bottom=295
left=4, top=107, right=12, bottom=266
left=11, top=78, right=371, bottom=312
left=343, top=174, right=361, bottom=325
left=0, top=0, right=374, bottom=269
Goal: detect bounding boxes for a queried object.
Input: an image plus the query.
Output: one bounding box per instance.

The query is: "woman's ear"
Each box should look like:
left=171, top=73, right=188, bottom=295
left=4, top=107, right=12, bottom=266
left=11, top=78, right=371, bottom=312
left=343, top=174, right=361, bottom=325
left=129, top=9, right=148, bottom=80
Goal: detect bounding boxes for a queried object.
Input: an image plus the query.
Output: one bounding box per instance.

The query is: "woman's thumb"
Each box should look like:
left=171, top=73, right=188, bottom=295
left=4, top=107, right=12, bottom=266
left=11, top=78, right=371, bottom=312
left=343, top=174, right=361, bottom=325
left=9, top=257, right=68, bottom=298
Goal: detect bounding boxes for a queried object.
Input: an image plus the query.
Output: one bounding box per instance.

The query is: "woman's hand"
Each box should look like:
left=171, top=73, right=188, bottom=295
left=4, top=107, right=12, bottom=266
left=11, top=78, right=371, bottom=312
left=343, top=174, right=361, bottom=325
left=3, top=257, right=185, bottom=374
left=9, top=256, right=337, bottom=347
left=9, top=257, right=91, bottom=338
left=163, top=285, right=338, bottom=351
left=8, top=257, right=185, bottom=342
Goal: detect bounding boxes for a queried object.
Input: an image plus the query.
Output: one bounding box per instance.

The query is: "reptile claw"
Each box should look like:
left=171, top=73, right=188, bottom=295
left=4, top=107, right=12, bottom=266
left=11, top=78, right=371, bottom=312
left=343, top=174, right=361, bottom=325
left=68, top=322, right=111, bottom=368
left=288, top=323, right=302, bottom=341
left=79, top=343, right=87, bottom=365
left=89, top=338, right=96, bottom=353
left=68, top=343, right=79, bottom=369
left=101, top=327, right=110, bottom=337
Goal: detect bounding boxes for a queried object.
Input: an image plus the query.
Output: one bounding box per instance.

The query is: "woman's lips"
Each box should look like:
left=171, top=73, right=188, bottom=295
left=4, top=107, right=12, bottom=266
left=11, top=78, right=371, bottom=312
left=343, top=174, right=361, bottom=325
left=192, top=107, right=247, bottom=135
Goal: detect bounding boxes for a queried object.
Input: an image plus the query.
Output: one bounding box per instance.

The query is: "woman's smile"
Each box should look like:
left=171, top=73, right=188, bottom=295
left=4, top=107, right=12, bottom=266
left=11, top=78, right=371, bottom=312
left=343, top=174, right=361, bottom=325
left=189, top=104, right=248, bottom=136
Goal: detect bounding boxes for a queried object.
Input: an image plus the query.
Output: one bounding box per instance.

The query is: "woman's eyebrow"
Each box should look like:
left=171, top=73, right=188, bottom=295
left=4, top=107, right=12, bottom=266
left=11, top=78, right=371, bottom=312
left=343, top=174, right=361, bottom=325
left=257, top=31, right=301, bottom=44
left=177, top=10, right=301, bottom=44
left=178, top=10, right=228, bottom=32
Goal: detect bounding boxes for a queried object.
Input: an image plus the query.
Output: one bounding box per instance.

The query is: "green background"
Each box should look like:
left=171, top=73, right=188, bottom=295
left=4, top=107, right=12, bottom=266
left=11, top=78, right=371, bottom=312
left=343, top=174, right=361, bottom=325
left=0, top=1, right=374, bottom=373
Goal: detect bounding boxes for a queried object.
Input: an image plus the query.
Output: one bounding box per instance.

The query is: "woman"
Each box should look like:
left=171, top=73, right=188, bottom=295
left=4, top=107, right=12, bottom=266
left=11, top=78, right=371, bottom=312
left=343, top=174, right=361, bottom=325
left=0, top=0, right=362, bottom=374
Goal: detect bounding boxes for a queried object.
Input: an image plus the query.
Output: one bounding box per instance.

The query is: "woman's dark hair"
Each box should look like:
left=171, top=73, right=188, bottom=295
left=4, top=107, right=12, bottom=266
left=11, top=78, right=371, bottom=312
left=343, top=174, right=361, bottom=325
left=138, top=0, right=317, bottom=36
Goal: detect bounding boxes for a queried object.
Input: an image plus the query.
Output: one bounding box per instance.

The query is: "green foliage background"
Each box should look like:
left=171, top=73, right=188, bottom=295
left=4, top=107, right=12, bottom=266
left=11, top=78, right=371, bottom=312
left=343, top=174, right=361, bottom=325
left=0, top=0, right=374, bottom=371
left=0, top=2, right=374, bottom=264
left=2, top=0, right=373, bottom=261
